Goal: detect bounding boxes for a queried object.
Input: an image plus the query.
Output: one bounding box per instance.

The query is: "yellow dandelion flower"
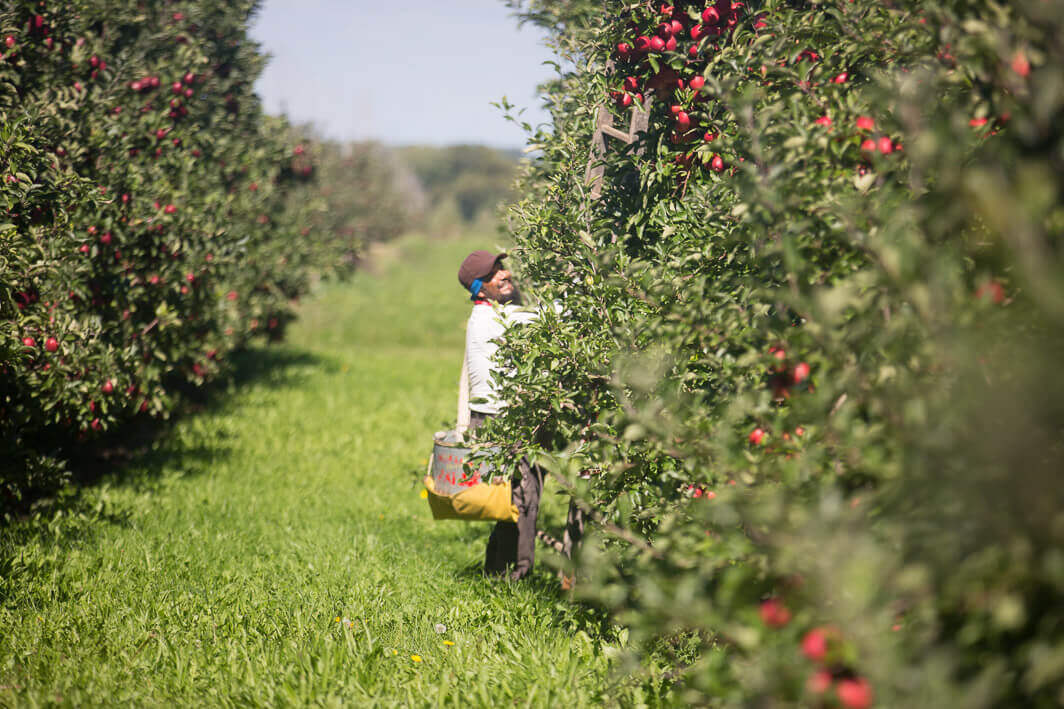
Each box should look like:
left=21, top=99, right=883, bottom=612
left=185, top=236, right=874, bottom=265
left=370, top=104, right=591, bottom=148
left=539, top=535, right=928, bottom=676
left=419, top=489, right=428, bottom=499
left=443, top=640, right=454, bottom=646
left=334, top=616, right=341, bottom=623
left=411, top=654, right=422, bottom=663
left=392, top=649, right=399, bottom=656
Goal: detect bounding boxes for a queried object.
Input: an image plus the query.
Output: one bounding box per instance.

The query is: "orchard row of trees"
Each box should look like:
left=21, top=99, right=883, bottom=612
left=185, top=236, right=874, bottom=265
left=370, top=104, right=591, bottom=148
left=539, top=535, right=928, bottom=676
left=492, top=0, right=1063, bottom=705
left=0, top=1, right=408, bottom=512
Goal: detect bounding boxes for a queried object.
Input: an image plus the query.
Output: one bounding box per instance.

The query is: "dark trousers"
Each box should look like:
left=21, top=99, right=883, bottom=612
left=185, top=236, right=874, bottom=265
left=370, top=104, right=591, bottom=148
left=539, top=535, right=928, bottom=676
left=468, top=411, right=543, bottom=580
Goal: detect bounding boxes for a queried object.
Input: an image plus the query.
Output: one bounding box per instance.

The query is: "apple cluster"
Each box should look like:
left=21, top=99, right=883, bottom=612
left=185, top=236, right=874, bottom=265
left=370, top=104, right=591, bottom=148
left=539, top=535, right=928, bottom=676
left=607, top=1, right=747, bottom=174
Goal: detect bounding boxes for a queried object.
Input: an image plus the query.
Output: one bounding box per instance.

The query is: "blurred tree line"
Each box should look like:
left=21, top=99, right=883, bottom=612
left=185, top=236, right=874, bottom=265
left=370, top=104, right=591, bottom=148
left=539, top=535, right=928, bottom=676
left=310, top=137, right=521, bottom=240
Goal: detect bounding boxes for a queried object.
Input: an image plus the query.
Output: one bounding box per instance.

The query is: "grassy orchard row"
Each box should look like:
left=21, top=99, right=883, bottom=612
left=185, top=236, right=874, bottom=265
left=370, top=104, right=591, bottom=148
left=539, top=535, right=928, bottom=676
left=494, top=0, right=1063, bottom=706
left=0, top=1, right=398, bottom=509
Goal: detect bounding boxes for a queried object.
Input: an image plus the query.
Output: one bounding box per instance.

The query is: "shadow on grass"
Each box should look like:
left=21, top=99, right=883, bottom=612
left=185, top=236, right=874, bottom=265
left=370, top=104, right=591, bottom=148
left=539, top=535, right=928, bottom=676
left=0, top=345, right=333, bottom=607
left=1, top=345, right=329, bottom=539
left=451, top=537, right=620, bottom=645
left=69, top=346, right=330, bottom=483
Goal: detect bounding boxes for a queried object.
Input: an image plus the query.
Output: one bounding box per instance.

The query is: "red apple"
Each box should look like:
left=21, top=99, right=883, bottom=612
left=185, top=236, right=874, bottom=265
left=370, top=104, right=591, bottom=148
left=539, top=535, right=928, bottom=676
left=759, top=599, right=791, bottom=627
left=674, top=111, right=690, bottom=129
left=665, top=35, right=677, bottom=51
left=45, top=337, right=58, bottom=352
left=164, top=204, right=177, bottom=214
left=856, top=116, right=875, bottom=131
left=807, top=670, right=833, bottom=694
left=748, top=427, right=766, bottom=445
left=975, top=280, right=1004, bottom=303
left=689, top=75, right=705, bottom=90
left=836, top=678, right=873, bottom=709
left=101, top=380, right=114, bottom=394
left=635, top=35, right=652, bottom=52
left=834, top=71, right=848, bottom=84
left=792, top=362, right=810, bottom=383
left=710, top=154, right=724, bottom=171
left=623, top=76, right=639, bottom=92
left=702, top=6, right=720, bottom=24
left=801, top=628, right=829, bottom=661
left=616, top=42, right=631, bottom=58
left=650, top=36, right=666, bottom=52
left=1011, top=51, right=1030, bottom=77
left=877, top=136, right=893, bottom=154
left=22, top=336, right=36, bottom=348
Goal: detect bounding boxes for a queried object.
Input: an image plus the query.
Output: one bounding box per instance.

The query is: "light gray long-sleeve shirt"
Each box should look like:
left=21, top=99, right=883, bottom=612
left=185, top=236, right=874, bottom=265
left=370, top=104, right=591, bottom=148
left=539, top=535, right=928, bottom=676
left=465, top=302, right=537, bottom=415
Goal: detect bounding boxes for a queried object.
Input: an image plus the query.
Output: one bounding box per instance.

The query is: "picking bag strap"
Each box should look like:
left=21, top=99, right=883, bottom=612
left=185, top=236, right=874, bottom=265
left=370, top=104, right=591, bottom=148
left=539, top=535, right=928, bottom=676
left=456, top=334, right=470, bottom=439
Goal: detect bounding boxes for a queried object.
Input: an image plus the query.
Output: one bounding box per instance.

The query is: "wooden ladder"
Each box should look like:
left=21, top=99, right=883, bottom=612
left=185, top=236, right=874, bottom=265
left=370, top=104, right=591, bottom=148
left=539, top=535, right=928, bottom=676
left=584, top=63, right=651, bottom=200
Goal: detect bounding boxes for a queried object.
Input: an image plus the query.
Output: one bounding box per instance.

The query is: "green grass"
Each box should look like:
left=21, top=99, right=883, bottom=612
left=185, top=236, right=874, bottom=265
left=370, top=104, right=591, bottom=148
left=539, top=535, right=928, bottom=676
left=0, top=233, right=663, bottom=707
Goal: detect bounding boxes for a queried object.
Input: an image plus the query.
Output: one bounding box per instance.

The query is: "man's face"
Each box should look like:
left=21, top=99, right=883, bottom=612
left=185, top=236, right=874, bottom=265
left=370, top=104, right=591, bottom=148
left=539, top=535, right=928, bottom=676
left=480, top=264, right=515, bottom=303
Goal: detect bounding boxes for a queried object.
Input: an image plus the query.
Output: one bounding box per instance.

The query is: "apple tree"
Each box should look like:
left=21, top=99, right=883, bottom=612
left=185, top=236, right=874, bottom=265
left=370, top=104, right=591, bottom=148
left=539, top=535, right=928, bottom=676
left=491, top=0, right=1064, bottom=704
left=0, top=1, right=399, bottom=509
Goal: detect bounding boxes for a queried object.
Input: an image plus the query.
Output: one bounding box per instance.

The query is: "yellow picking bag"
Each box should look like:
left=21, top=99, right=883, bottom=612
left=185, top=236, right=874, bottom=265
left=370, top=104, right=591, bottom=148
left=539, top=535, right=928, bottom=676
left=423, top=474, right=517, bottom=523
left=424, top=432, right=517, bottom=523
left=425, top=328, right=517, bottom=523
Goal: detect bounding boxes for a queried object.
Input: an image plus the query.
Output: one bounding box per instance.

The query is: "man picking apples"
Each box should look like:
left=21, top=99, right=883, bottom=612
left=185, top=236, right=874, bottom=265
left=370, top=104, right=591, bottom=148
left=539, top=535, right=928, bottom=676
left=457, top=250, right=543, bottom=579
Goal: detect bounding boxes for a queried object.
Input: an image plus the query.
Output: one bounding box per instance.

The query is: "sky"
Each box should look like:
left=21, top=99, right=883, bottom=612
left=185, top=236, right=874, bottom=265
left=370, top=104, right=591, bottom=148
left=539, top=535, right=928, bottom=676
left=248, top=1, right=558, bottom=149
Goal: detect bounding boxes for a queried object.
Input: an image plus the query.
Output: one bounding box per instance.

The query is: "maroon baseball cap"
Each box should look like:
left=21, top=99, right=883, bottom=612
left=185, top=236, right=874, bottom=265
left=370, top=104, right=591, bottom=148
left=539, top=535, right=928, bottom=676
left=458, top=250, right=506, bottom=293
